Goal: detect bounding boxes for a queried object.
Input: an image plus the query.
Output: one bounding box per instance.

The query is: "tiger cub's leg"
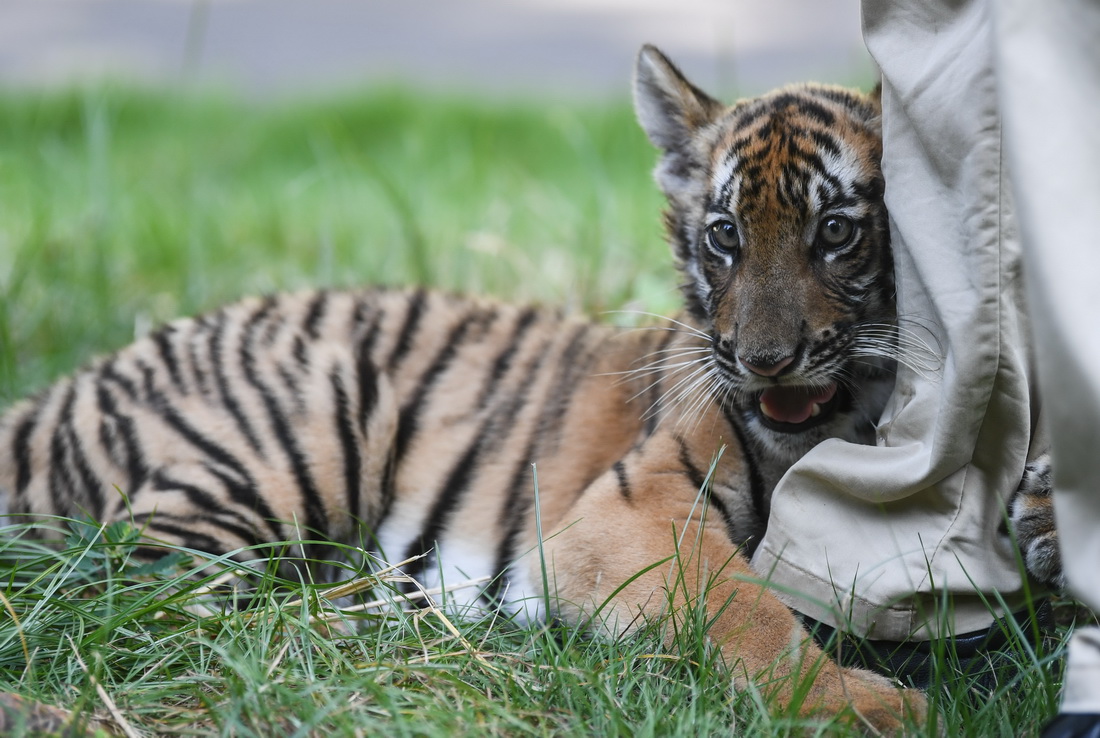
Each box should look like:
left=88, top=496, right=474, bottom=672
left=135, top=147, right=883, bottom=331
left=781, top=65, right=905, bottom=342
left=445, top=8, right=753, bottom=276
left=1011, top=452, right=1063, bottom=589
left=538, top=431, right=925, bottom=731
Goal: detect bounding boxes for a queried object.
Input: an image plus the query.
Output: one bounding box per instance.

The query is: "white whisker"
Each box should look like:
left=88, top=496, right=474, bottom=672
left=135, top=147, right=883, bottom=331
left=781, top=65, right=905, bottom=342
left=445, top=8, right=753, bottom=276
left=642, top=359, right=713, bottom=413
left=626, top=359, right=713, bottom=406
left=661, top=368, right=720, bottom=429
left=676, top=369, right=725, bottom=432
left=606, top=354, right=711, bottom=382
left=850, top=319, right=943, bottom=382
left=602, top=310, right=711, bottom=341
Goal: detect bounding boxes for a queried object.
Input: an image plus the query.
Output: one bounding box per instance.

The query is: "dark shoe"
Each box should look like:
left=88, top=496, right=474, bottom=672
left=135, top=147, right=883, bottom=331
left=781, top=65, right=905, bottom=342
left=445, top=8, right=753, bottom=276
left=799, top=600, right=1054, bottom=691
left=1042, top=714, right=1100, bottom=738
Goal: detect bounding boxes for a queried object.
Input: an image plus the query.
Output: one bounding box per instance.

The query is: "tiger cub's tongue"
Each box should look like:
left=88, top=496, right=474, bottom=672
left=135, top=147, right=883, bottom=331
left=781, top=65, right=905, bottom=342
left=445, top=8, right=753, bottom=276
left=758, top=383, right=838, bottom=425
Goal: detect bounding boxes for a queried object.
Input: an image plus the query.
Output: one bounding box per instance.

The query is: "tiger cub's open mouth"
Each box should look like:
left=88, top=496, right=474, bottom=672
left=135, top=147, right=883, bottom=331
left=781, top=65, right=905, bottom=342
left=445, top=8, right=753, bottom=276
left=755, top=382, right=840, bottom=432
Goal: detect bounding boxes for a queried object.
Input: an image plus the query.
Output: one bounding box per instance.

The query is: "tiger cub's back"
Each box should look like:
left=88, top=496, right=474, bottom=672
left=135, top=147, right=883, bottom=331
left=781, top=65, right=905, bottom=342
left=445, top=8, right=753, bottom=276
left=0, top=287, right=678, bottom=602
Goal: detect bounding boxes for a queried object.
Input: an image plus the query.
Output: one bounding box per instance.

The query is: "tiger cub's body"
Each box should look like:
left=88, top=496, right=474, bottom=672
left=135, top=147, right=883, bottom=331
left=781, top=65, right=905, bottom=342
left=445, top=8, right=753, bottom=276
left=0, top=287, right=767, bottom=614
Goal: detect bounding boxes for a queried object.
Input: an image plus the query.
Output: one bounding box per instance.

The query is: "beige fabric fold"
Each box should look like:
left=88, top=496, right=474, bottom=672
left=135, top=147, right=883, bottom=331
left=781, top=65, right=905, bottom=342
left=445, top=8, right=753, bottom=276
left=751, top=0, right=1041, bottom=641
left=995, top=0, right=1100, bottom=712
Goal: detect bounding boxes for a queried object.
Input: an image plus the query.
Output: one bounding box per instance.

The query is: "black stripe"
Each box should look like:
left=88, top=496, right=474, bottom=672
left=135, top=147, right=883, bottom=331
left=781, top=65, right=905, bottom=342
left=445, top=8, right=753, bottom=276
left=187, top=324, right=212, bottom=397
left=97, top=414, right=122, bottom=469
left=152, top=326, right=187, bottom=394
left=202, top=463, right=286, bottom=541
left=329, top=368, right=363, bottom=523
left=673, top=433, right=746, bottom=548
left=354, top=312, right=383, bottom=434
left=532, top=325, right=593, bottom=456
left=392, top=309, right=486, bottom=464
left=387, top=288, right=427, bottom=371
left=260, top=310, right=284, bottom=347
left=100, top=365, right=284, bottom=541
left=674, top=434, right=707, bottom=492
left=705, top=493, right=741, bottom=550
left=814, top=86, right=867, bottom=109
left=485, top=435, right=540, bottom=605
left=815, top=182, right=840, bottom=210
left=96, top=383, right=149, bottom=498
left=98, top=359, right=138, bottom=400
left=275, top=363, right=305, bottom=413
left=780, top=169, right=808, bottom=215
left=208, top=309, right=265, bottom=455
left=723, top=406, right=767, bottom=549
left=613, top=461, right=632, bottom=502
left=12, top=398, right=44, bottom=494
left=853, top=176, right=886, bottom=203
left=809, top=129, right=842, bottom=159
left=794, top=97, right=837, bottom=127
left=303, top=290, right=329, bottom=340
left=731, top=99, right=769, bottom=130
left=374, top=446, right=399, bottom=534
left=821, top=278, right=867, bottom=310
left=716, top=171, right=740, bottom=211
left=238, top=299, right=329, bottom=539
left=475, top=306, right=539, bottom=409
left=293, top=335, right=310, bottom=368
left=47, top=385, right=79, bottom=514
left=486, top=332, right=586, bottom=602
left=732, top=160, right=761, bottom=183
left=150, top=470, right=265, bottom=548
left=738, top=174, right=764, bottom=208
left=136, top=516, right=241, bottom=556
left=401, top=373, right=534, bottom=583
left=789, top=148, right=844, bottom=195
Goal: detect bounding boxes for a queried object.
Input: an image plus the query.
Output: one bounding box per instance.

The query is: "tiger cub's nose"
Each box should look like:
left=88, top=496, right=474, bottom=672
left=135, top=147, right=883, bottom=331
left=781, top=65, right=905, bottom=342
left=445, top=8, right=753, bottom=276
left=739, top=354, right=795, bottom=377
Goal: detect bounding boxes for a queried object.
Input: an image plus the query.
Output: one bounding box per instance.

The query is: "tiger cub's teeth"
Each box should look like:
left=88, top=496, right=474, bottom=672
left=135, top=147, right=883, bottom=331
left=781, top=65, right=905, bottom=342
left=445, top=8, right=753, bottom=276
left=810, top=403, right=822, bottom=418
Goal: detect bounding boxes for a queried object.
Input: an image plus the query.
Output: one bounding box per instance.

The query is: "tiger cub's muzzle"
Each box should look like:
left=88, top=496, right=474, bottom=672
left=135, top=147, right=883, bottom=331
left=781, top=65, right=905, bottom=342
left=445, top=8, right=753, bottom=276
left=711, top=339, right=851, bottom=434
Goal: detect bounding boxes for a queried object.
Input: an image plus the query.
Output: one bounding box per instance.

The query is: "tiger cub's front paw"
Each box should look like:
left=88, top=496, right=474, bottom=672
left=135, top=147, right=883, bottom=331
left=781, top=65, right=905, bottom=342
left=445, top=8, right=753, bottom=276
left=1010, top=453, right=1064, bottom=589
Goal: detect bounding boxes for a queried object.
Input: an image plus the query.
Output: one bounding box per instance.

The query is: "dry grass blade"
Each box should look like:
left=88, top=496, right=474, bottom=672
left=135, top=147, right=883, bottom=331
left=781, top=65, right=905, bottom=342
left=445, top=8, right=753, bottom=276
left=308, top=576, right=492, bottom=623
left=281, top=553, right=430, bottom=609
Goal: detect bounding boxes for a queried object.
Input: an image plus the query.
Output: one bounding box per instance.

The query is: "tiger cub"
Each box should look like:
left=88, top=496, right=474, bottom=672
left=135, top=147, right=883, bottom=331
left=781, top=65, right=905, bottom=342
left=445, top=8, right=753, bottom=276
left=3, top=44, right=1030, bottom=729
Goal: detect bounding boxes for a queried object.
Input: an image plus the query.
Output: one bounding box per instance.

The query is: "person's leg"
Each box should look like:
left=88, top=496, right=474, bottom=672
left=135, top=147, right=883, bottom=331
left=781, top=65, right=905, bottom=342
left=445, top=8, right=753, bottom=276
left=751, top=0, right=1040, bottom=643
left=994, top=0, right=1100, bottom=727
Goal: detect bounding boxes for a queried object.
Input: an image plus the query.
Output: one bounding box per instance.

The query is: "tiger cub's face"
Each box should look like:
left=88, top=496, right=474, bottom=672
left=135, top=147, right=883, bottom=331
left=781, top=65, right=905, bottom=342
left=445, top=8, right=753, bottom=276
left=634, top=46, right=894, bottom=461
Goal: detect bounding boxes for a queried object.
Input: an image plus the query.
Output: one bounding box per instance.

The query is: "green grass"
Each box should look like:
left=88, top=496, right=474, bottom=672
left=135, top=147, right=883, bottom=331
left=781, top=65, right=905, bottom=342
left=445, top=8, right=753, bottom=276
left=0, top=86, right=1076, bottom=736
left=0, top=85, right=675, bottom=403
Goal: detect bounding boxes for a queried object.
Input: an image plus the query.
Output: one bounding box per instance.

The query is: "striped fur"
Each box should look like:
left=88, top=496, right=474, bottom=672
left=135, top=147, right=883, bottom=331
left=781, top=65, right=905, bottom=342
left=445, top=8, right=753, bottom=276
left=1010, top=453, right=1062, bottom=588
left=0, top=46, right=931, bottom=728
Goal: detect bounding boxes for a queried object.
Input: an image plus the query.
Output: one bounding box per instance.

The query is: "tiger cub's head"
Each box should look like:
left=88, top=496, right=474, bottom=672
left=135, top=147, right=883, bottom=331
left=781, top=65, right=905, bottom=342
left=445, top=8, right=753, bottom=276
left=634, top=45, right=894, bottom=461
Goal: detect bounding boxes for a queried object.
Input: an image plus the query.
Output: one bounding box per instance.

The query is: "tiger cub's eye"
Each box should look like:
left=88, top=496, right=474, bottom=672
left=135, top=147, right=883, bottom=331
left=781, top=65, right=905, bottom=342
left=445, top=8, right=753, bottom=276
left=817, top=216, right=854, bottom=248
left=706, top=221, right=740, bottom=255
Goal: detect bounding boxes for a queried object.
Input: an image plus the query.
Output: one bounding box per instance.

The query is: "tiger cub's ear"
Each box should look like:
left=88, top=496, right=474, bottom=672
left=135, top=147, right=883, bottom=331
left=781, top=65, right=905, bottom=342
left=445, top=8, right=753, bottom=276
left=864, top=81, right=883, bottom=135
left=633, top=44, right=724, bottom=152
left=869, top=80, right=883, bottom=105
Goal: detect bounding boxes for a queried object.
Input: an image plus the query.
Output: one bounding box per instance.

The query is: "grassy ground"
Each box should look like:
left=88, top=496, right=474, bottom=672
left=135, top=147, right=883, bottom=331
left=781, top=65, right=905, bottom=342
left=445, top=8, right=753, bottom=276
left=0, top=87, right=1074, bottom=736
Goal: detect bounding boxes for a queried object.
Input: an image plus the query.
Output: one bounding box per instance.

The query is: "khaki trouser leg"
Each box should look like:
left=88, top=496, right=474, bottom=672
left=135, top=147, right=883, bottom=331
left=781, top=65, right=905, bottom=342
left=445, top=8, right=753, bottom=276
left=995, top=0, right=1100, bottom=713
left=751, top=0, right=1040, bottom=641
